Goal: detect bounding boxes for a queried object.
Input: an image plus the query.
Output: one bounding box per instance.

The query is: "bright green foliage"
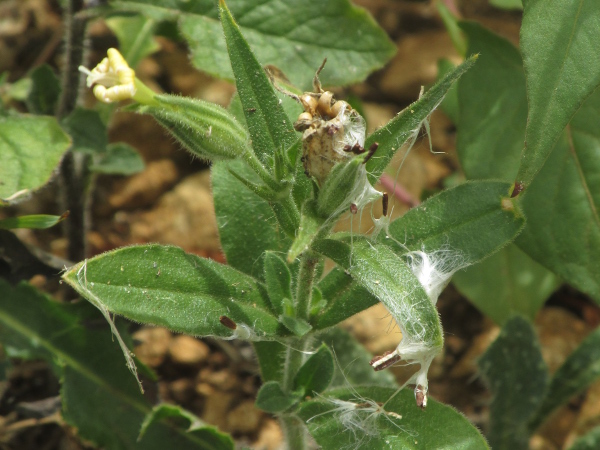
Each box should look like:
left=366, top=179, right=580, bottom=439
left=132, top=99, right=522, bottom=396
left=298, top=386, right=490, bottom=449
left=490, top=0, right=522, bottom=9
left=478, top=316, right=548, bottom=450
left=263, top=251, right=293, bottom=316
left=0, top=281, right=233, bottom=450
left=0, top=115, right=71, bottom=203
left=528, top=327, right=600, bottom=431
left=107, top=0, right=396, bottom=90
left=516, top=0, right=600, bottom=188
left=62, top=244, right=285, bottom=339
left=453, top=244, right=560, bottom=325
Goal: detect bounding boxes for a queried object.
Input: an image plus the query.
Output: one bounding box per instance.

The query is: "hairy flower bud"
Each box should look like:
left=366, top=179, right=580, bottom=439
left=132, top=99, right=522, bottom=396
left=136, top=94, right=250, bottom=161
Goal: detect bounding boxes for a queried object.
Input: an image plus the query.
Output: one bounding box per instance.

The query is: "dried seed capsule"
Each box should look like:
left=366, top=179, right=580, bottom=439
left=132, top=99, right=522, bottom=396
left=329, top=100, right=349, bottom=119
left=294, top=112, right=313, bottom=131
left=317, top=91, right=334, bottom=117
left=300, top=94, right=318, bottom=115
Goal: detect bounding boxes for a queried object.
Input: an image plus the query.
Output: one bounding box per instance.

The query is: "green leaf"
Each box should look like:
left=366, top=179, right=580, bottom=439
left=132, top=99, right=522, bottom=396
left=61, top=107, right=108, bottom=154
left=90, top=142, right=145, bottom=175
left=26, top=64, right=60, bottom=115
left=62, top=244, right=285, bottom=340
left=298, top=386, right=490, bottom=449
left=314, top=237, right=443, bottom=350
left=568, top=427, right=600, bottom=450
left=317, top=327, right=397, bottom=388
left=490, top=0, right=522, bottom=9
left=457, top=21, right=527, bottom=181
left=0, top=281, right=233, bottom=449
left=478, top=316, right=548, bottom=450
left=0, top=115, right=71, bottom=203
left=293, top=344, right=334, bottom=397
left=263, top=251, right=293, bottom=316
left=453, top=244, right=560, bottom=325
left=515, top=0, right=600, bottom=188
left=253, top=341, right=287, bottom=383
left=109, top=0, right=396, bottom=90
left=255, top=380, right=300, bottom=413
left=105, top=15, right=159, bottom=68
left=386, top=181, right=525, bottom=265
left=138, top=404, right=233, bottom=448
left=528, top=327, right=600, bottom=432
left=219, top=1, right=297, bottom=163
left=516, top=91, right=600, bottom=301
left=365, top=55, right=477, bottom=185
left=0, top=212, right=68, bottom=230
left=437, top=59, right=460, bottom=124
left=212, top=160, right=291, bottom=281
left=313, top=267, right=378, bottom=330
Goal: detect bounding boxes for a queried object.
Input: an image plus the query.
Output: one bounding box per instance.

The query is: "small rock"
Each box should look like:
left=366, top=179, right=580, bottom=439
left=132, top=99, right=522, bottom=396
left=133, top=327, right=172, bottom=367
left=169, top=335, right=210, bottom=366
left=199, top=369, right=238, bottom=391
left=201, top=391, right=236, bottom=431
left=169, top=378, right=195, bottom=404
left=195, top=382, right=215, bottom=397
left=252, top=418, right=283, bottom=450
left=227, top=400, right=262, bottom=434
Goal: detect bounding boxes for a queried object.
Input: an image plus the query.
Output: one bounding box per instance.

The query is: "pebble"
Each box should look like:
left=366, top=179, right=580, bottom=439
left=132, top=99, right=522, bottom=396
left=169, top=335, right=210, bottom=366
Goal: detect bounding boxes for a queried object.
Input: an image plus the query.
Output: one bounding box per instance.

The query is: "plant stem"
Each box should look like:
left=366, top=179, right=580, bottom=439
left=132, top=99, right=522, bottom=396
left=279, top=414, right=308, bottom=450
left=57, top=0, right=90, bottom=263
left=295, top=252, right=319, bottom=320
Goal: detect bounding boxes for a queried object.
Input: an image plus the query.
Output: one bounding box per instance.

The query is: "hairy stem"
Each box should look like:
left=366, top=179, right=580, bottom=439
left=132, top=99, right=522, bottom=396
left=279, top=414, right=308, bottom=450
left=295, top=252, right=319, bottom=320
left=57, top=0, right=90, bottom=262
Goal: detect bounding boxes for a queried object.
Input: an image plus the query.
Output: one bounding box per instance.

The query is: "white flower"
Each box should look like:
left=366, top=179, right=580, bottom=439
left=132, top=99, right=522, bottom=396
left=79, top=48, right=136, bottom=103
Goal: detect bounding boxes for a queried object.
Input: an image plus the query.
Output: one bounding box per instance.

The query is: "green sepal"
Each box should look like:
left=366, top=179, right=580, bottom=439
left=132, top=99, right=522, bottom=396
left=316, top=155, right=370, bottom=218
left=135, top=94, right=249, bottom=162
left=293, top=344, right=334, bottom=398
left=255, top=381, right=301, bottom=414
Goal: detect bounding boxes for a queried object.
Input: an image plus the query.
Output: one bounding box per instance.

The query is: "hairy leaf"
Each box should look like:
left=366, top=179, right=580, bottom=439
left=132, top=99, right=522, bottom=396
left=529, top=327, right=600, bottom=431
left=365, top=55, right=477, bottom=185
left=62, top=244, right=285, bottom=340
left=386, top=181, right=525, bottom=265
left=0, top=212, right=68, bottom=230
left=516, top=0, right=600, bottom=188
left=26, top=64, right=60, bottom=115
left=478, top=316, right=548, bottom=450
left=453, top=244, right=560, bottom=325
left=108, top=0, right=395, bottom=90
left=298, top=386, right=489, bottom=449
left=0, top=281, right=233, bottom=449
left=293, top=344, right=334, bottom=397
left=0, top=115, right=71, bottom=203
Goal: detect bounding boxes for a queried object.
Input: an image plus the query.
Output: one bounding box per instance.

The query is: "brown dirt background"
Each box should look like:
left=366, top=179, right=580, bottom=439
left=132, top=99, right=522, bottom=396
left=1, top=0, right=599, bottom=449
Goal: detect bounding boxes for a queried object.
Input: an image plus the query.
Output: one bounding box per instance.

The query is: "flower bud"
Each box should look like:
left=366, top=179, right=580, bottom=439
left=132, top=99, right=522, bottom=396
left=136, top=94, right=250, bottom=161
